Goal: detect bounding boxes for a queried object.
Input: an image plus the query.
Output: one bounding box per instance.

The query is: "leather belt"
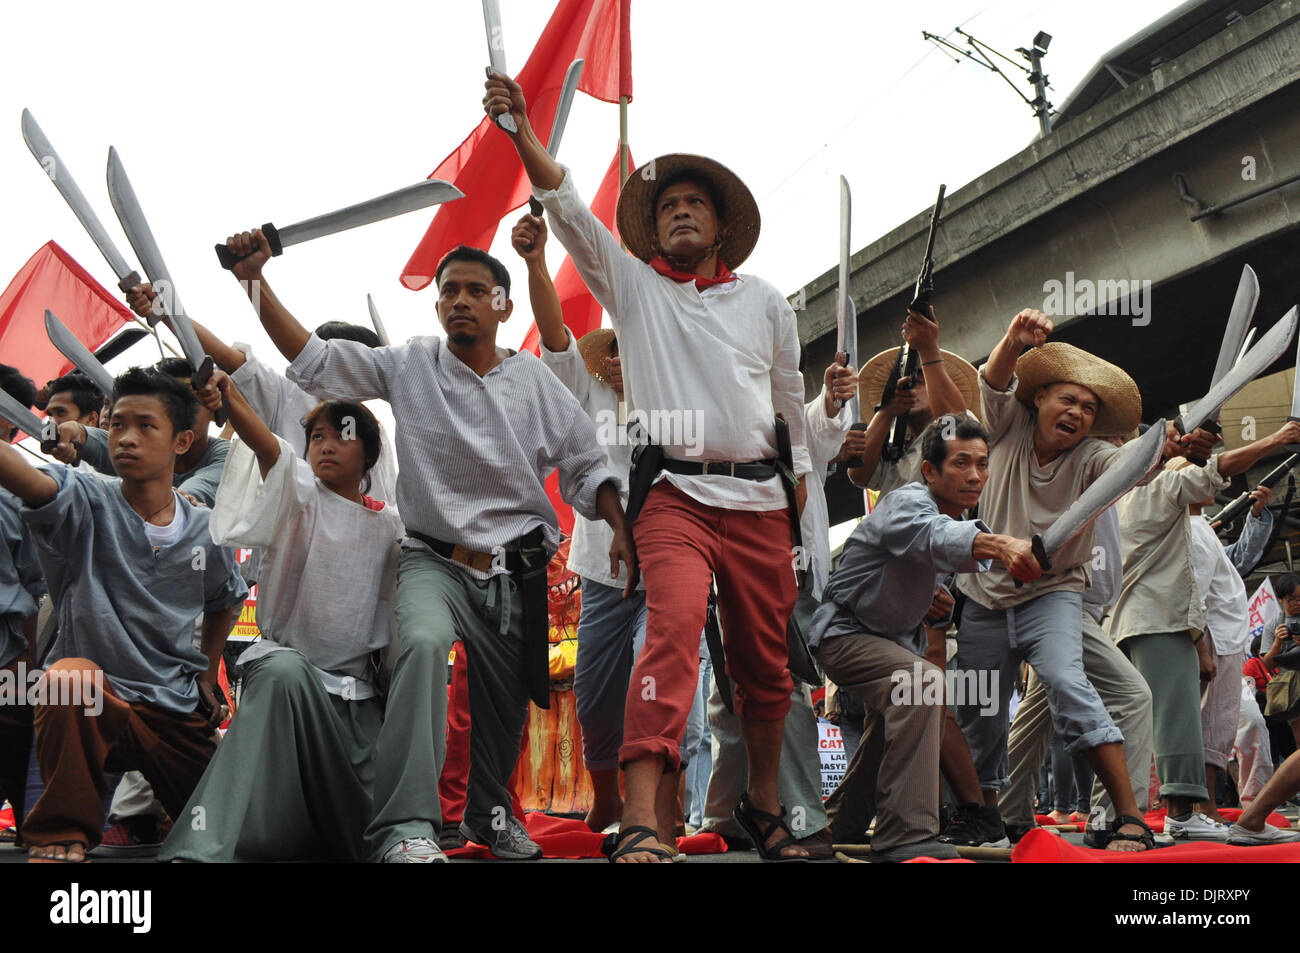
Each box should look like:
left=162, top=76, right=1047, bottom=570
left=660, top=457, right=778, bottom=480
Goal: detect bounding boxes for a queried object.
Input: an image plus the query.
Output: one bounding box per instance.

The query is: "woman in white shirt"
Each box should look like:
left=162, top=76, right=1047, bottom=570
left=160, top=370, right=403, bottom=862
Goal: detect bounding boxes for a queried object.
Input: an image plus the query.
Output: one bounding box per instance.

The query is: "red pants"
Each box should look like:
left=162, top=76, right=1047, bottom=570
left=438, top=645, right=524, bottom=825
left=621, top=482, right=796, bottom=769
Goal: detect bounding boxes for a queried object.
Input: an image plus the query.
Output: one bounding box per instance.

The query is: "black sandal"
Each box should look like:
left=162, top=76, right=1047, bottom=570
left=1093, top=814, right=1155, bottom=852
left=732, top=792, right=808, bottom=863
left=606, top=825, right=672, bottom=864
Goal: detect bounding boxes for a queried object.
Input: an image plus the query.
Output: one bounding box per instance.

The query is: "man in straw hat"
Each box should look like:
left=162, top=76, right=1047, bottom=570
left=511, top=211, right=704, bottom=840
left=952, top=308, right=1216, bottom=850
left=487, top=75, right=814, bottom=862
left=848, top=310, right=980, bottom=504
left=1109, top=419, right=1300, bottom=840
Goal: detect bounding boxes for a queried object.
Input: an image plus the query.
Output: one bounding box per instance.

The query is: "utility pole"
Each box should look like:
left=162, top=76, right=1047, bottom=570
left=922, top=28, right=1055, bottom=137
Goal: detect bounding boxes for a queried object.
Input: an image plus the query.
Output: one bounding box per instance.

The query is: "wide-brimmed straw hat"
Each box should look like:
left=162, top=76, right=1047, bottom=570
left=577, top=328, right=619, bottom=390
left=616, top=154, right=760, bottom=268
left=1013, top=342, right=1141, bottom=437
left=858, top=348, right=980, bottom=417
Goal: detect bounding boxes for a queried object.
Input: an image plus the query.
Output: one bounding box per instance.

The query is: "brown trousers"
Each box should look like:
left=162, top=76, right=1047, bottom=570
left=23, top=657, right=216, bottom=849
left=818, top=634, right=944, bottom=852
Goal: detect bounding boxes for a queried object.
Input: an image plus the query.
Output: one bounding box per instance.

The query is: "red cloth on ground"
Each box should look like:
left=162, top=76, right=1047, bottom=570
left=1035, top=813, right=1084, bottom=831
left=448, top=814, right=730, bottom=860
left=1012, top=827, right=1300, bottom=862
left=0, top=805, right=13, bottom=830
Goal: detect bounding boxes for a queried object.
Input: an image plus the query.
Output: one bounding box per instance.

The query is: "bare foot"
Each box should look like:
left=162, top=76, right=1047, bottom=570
left=584, top=798, right=623, bottom=834
left=610, top=824, right=671, bottom=864
left=28, top=842, right=88, bottom=863
left=1047, top=810, right=1072, bottom=825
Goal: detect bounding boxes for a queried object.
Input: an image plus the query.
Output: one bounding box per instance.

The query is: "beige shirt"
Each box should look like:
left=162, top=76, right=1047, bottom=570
left=957, top=369, right=1121, bottom=611
left=1107, top=458, right=1228, bottom=646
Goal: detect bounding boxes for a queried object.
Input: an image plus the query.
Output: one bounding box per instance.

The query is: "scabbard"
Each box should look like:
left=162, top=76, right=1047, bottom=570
left=704, top=586, right=732, bottom=714
left=517, top=530, right=552, bottom=710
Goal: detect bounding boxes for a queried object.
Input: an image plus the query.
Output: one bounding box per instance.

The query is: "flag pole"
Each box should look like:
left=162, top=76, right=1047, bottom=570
left=619, top=96, right=630, bottom=185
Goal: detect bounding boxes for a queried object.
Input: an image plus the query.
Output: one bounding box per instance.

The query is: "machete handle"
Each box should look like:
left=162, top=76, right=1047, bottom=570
left=1185, top=418, right=1222, bottom=467
left=214, top=223, right=282, bottom=271
left=528, top=197, right=544, bottom=217
left=842, top=421, right=869, bottom=469
left=1014, top=535, right=1051, bottom=589
left=190, top=356, right=229, bottom=427
left=1285, top=416, right=1300, bottom=456
left=487, top=67, right=519, bottom=134
left=115, top=270, right=161, bottom=327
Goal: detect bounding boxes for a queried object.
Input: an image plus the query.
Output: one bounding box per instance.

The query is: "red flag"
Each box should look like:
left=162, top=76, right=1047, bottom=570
left=400, top=0, right=632, bottom=291
left=520, top=146, right=630, bottom=355
left=0, top=241, right=133, bottom=416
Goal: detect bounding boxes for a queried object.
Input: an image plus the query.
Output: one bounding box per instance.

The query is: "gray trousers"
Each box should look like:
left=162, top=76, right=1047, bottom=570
left=366, top=550, right=530, bottom=860
left=1003, top=611, right=1154, bottom=827
left=816, top=634, right=944, bottom=852
left=699, top=676, right=827, bottom=840
left=956, top=591, right=1123, bottom=791
left=1123, top=632, right=1209, bottom=802
left=160, top=650, right=381, bottom=862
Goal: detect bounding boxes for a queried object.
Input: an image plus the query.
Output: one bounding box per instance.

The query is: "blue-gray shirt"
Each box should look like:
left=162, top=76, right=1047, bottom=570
left=810, top=481, right=990, bottom=657
left=80, top=429, right=230, bottom=507
left=22, top=467, right=248, bottom=714
left=0, top=490, right=45, bottom=668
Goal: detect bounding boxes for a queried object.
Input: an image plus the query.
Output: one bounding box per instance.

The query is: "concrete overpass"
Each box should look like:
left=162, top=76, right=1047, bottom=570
left=793, top=0, right=1300, bottom=527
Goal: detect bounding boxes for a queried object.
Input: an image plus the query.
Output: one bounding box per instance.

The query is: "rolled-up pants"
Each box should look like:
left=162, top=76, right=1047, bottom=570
left=620, top=483, right=795, bottom=770
left=956, top=591, right=1123, bottom=792
left=1122, top=632, right=1208, bottom=802
left=1003, top=611, right=1153, bottom=827
left=1201, top=649, right=1247, bottom=772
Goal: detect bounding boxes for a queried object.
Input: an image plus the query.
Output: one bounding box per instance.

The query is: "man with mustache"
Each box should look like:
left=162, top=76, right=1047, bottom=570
left=487, top=74, right=813, bottom=862
left=953, top=310, right=1212, bottom=851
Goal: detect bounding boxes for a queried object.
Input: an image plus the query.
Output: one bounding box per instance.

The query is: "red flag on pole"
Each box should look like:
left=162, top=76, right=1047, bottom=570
left=520, top=146, right=630, bottom=355
left=0, top=241, right=133, bottom=395
left=400, top=0, right=633, bottom=291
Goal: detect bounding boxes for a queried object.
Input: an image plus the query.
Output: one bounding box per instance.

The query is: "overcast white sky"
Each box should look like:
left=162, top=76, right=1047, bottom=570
left=2, top=0, right=1188, bottom=365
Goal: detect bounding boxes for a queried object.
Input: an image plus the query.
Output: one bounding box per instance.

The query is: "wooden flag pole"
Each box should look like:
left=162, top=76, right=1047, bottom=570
left=619, top=96, right=630, bottom=186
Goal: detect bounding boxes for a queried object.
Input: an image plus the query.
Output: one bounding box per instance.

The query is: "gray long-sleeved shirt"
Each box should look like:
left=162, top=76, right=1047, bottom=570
left=22, top=467, right=248, bottom=714
left=1224, top=508, right=1272, bottom=576
left=287, top=333, right=615, bottom=571
left=809, top=481, right=990, bottom=657
left=81, top=427, right=230, bottom=507
left=0, top=490, right=45, bottom=668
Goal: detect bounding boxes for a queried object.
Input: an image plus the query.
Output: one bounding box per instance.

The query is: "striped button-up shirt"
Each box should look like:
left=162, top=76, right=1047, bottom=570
left=287, top=333, right=616, bottom=577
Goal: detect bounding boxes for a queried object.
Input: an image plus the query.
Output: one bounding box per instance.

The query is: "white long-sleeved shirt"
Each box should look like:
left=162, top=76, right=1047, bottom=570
left=210, top=437, right=404, bottom=697
left=1189, top=514, right=1251, bottom=655
left=230, top=342, right=398, bottom=503
left=801, top=387, right=852, bottom=599
left=536, top=168, right=811, bottom=512
left=540, top=329, right=638, bottom=589
left=287, top=333, right=615, bottom=575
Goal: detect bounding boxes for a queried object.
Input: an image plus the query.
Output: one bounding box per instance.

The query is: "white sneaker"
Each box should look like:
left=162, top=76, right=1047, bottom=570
left=1227, top=822, right=1300, bottom=846
left=382, top=836, right=448, bottom=863
left=1164, top=812, right=1229, bottom=841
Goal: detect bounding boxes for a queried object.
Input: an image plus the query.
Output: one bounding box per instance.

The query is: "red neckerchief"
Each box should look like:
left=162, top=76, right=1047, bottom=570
left=361, top=494, right=385, bottom=512
left=649, top=255, right=737, bottom=290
